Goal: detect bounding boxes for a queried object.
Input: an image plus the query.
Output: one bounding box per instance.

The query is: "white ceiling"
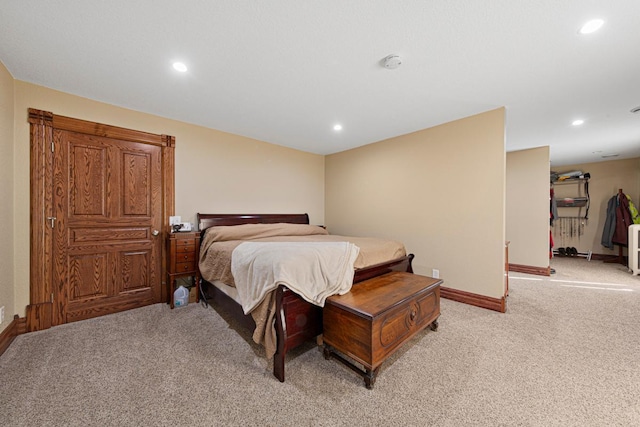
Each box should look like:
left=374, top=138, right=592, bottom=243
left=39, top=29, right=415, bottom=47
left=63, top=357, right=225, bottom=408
left=1, top=0, right=639, bottom=167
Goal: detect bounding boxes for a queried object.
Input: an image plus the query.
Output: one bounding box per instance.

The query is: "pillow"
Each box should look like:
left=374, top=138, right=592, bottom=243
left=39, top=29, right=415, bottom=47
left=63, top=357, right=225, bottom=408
left=204, top=222, right=328, bottom=242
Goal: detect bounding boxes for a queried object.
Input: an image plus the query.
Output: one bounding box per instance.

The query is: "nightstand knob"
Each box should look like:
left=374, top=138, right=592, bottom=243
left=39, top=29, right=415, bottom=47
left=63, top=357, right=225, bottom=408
left=152, top=229, right=159, bottom=236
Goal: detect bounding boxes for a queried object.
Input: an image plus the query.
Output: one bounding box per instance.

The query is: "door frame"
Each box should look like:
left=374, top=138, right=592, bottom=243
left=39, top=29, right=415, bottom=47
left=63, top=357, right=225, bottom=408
left=28, top=108, right=175, bottom=332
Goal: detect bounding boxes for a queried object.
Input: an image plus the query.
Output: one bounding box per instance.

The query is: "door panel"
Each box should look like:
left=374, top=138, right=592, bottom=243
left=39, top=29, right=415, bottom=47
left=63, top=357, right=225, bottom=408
left=120, top=250, right=150, bottom=293
left=52, top=130, right=162, bottom=324
left=71, top=227, right=150, bottom=242
left=69, top=253, right=109, bottom=300
left=69, top=144, right=107, bottom=216
left=122, top=151, right=151, bottom=216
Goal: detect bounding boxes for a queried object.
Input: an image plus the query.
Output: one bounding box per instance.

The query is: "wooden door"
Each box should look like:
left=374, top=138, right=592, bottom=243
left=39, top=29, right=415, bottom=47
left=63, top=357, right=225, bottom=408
left=51, top=131, right=161, bottom=323
left=28, top=109, right=175, bottom=330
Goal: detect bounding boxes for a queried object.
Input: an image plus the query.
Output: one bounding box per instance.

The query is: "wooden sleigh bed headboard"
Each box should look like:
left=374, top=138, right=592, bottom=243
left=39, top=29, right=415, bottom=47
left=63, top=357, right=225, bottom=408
left=198, top=213, right=309, bottom=230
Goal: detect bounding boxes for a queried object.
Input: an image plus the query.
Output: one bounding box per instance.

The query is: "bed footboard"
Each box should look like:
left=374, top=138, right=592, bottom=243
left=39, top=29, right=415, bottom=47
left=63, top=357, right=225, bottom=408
left=273, top=286, right=323, bottom=382
left=354, top=253, right=414, bottom=283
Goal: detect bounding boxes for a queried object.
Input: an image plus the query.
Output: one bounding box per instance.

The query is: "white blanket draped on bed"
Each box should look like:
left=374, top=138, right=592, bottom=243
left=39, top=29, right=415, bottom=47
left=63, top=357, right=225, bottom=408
left=231, top=241, right=360, bottom=315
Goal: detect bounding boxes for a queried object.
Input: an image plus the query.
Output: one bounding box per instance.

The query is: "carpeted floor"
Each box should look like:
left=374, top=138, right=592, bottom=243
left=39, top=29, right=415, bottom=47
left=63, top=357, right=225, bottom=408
left=1, top=257, right=639, bottom=426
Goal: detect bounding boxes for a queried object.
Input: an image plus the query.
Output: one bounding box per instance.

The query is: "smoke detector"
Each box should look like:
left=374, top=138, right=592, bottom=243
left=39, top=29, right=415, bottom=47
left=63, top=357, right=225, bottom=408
left=383, top=54, right=402, bottom=69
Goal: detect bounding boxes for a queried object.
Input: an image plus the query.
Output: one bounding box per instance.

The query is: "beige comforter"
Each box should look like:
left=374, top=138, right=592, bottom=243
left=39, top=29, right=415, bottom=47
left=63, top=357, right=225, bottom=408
left=198, top=223, right=407, bottom=358
left=232, top=241, right=360, bottom=313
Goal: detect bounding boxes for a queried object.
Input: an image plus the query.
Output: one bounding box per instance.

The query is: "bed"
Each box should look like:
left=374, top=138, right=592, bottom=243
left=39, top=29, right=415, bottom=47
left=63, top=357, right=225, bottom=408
left=197, top=213, right=414, bottom=382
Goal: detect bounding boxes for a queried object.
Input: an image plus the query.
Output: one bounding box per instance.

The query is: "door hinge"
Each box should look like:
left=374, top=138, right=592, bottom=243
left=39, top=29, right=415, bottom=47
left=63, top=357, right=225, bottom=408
left=46, top=216, right=56, bottom=228
left=51, top=293, right=54, bottom=303
left=51, top=141, right=54, bottom=153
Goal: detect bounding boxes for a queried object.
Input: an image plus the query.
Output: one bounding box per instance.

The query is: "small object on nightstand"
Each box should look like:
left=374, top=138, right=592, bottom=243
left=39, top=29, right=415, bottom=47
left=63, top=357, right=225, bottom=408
left=166, top=231, right=201, bottom=309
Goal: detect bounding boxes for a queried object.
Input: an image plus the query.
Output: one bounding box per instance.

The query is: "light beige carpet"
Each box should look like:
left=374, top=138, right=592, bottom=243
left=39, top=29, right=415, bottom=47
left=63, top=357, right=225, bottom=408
left=1, top=258, right=639, bottom=426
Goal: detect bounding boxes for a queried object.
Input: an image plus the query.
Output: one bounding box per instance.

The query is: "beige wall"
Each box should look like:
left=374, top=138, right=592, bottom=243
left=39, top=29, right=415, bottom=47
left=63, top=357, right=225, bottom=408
left=0, top=62, right=15, bottom=334
left=12, top=80, right=325, bottom=317
left=326, top=108, right=506, bottom=298
left=3, top=72, right=513, bottom=321
left=506, top=147, right=551, bottom=268
left=552, top=157, right=640, bottom=255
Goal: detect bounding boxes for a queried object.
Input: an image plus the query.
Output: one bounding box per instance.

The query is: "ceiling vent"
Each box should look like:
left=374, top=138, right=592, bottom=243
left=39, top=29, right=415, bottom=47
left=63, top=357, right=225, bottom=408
left=631, top=106, right=640, bottom=114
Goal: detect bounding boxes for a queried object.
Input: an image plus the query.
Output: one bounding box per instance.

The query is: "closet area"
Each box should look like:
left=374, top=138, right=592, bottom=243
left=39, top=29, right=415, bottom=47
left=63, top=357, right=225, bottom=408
left=549, top=158, right=640, bottom=270
left=550, top=170, right=592, bottom=260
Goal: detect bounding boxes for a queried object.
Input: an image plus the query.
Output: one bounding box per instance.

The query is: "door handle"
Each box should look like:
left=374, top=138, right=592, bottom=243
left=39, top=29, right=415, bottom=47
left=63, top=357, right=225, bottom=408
left=152, top=230, right=160, bottom=236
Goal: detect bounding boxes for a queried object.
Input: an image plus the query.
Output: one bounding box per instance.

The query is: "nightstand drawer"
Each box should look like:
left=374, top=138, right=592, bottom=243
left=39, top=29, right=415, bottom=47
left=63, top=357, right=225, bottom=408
left=175, top=261, right=196, bottom=272
left=176, top=238, right=195, bottom=246
left=175, top=244, right=195, bottom=253
left=174, top=252, right=196, bottom=263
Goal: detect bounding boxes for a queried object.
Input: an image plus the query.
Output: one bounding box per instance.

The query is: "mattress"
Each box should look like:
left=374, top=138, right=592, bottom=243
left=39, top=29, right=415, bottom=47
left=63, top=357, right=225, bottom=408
left=199, top=223, right=407, bottom=287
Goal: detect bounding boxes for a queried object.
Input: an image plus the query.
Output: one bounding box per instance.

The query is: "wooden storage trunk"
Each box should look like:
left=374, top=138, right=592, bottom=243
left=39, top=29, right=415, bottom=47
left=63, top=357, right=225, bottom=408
left=323, top=271, right=441, bottom=388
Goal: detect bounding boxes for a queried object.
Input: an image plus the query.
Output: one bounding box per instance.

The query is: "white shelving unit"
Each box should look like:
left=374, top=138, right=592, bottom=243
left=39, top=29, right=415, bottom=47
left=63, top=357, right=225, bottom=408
left=629, top=224, right=640, bottom=275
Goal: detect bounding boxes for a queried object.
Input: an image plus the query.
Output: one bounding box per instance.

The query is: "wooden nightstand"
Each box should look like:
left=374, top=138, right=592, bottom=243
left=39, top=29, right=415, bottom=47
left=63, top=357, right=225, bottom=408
left=166, top=231, right=201, bottom=308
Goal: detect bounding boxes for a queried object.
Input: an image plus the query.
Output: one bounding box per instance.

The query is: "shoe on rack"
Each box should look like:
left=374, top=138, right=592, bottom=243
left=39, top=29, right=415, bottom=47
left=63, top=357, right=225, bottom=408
left=570, top=247, right=578, bottom=256
left=558, top=247, right=566, bottom=256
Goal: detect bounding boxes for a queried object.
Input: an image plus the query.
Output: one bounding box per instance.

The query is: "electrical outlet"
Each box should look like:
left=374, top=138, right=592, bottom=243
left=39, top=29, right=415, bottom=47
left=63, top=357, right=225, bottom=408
left=432, top=269, right=439, bottom=279
left=0, top=306, right=4, bottom=324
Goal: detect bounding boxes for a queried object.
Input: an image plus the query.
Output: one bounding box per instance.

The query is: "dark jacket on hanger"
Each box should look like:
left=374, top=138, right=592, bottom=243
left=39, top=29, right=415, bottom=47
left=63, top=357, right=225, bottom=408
left=613, top=193, right=632, bottom=246
left=601, top=196, right=617, bottom=249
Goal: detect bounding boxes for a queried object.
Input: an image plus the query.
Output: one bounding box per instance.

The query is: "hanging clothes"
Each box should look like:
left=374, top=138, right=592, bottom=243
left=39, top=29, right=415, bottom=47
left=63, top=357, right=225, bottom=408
left=613, top=192, right=632, bottom=246
left=550, top=188, right=558, bottom=225
left=602, top=191, right=634, bottom=249
left=601, top=195, right=617, bottom=249
left=626, top=195, right=640, bottom=224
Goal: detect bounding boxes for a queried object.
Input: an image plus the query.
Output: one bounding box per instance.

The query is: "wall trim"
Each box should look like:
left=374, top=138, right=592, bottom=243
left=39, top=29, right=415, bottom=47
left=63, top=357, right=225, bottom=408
left=16, top=316, right=27, bottom=335
left=0, top=315, right=26, bottom=357
left=440, top=287, right=506, bottom=313
left=590, top=252, right=627, bottom=263
left=508, top=263, right=551, bottom=276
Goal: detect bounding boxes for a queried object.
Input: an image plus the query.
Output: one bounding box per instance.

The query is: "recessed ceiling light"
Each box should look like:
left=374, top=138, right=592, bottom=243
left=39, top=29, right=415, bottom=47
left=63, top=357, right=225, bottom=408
left=579, top=19, right=604, bottom=34
left=173, top=62, right=188, bottom=72
left=572, top=119, right=584, bottom=126
left=333, top=124, right=343, bottom=131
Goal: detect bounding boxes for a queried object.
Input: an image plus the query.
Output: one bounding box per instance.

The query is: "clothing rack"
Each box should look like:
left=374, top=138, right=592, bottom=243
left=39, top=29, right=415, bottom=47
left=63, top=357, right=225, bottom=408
left=603, top=189, right=627, bottom=265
